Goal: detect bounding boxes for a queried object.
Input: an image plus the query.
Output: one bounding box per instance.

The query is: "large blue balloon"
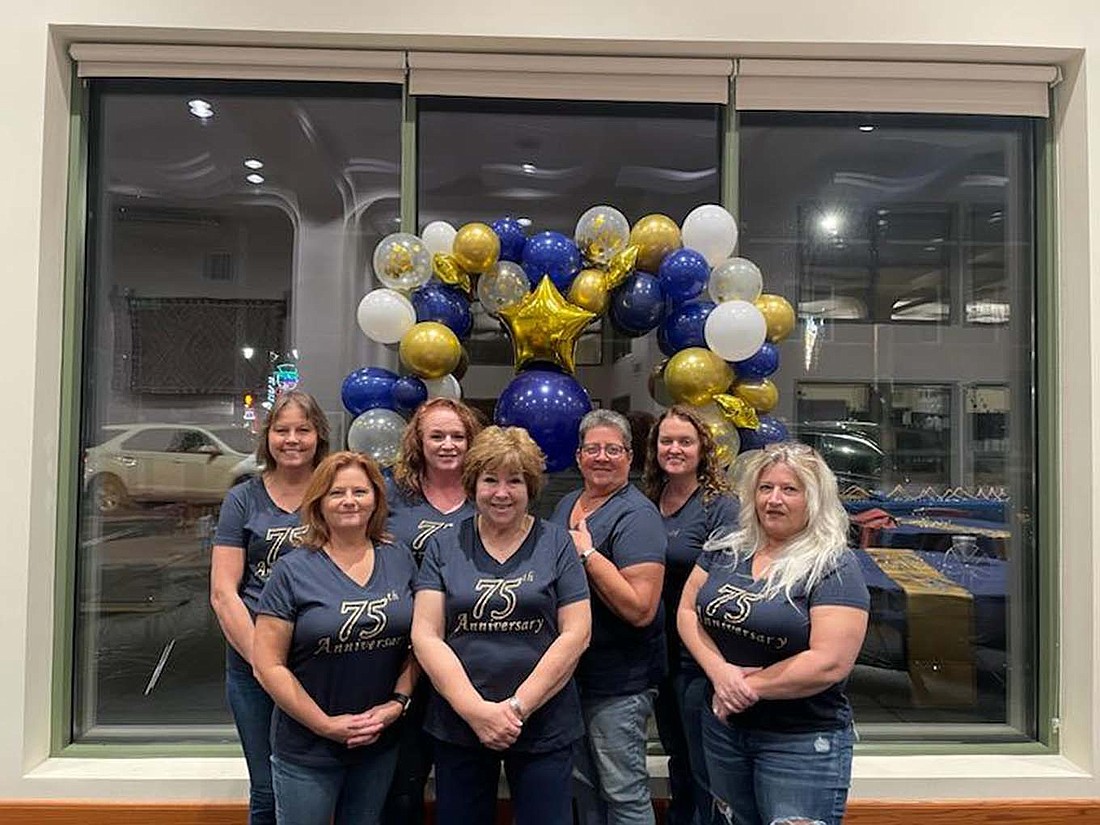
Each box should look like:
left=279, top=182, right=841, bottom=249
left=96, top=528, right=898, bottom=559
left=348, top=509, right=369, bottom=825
left=609, top=271, right=665, bottom=337
left=392, top=375, right=428, bottom=413
left=494, top=370, right=592, bottom=473
left=738, top=415, right=789, bottom=452
left=412, top=283, right=473, bottom=339
left=521, top=231, right=582, bottom=294
left=735, top=342, right=781, bottom=380
left=658, top=248, right=710, bottom=305
left=342, top=367, right=399, bottom=415
left=660, top=300, right=715, bottom=355
left=492, top=217, right=529, bottom=263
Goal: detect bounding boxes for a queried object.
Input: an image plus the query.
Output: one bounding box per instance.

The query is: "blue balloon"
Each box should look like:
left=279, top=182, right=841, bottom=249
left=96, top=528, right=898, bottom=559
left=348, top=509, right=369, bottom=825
left=735, top=342, right=781, bottom=380
left=392, top=375, right=428, bottom=413
left=492, top=217, right=528, bottom=263
left=660, top=300, right=715, bottom=355
left=342, top=367, right=398, bottom=415
left=657, top=323, right=675, bottom=358
left=609, top=271, right=665, bottom=337
left=521, top=231, right=582, bottom=294
left=738, top=415, right=789, bottom=452
left=658, top=248, right=710, bottom=305
left=412, top=283, right=473, bottom=339
left=494, top=370, right=592, bottom=473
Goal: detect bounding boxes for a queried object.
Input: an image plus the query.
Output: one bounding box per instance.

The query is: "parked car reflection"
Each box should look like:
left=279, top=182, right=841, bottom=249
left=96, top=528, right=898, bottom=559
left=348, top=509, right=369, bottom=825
left=83, top=424, right=260, bottom=513
left=796, top=421, right=887, bottom=488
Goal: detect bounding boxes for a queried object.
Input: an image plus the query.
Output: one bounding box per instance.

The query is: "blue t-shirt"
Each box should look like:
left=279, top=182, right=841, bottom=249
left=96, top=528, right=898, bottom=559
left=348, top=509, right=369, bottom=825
left=257, top=542, right=418, bottom=766
left=661, top=489, right=738, bottom=673
left=416, top=517, right=589, bottom=752
left=214, top=476, right=305, bottom=614
left=550, top=484, right=668, bottom=697
left=386, top=477, right=475, bottom=565
left=695, top=548, right=869, bottom=732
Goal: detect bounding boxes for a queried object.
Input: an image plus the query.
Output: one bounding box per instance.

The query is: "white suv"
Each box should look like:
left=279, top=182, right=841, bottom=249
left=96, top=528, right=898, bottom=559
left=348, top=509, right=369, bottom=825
left=83, top=424, right=261, bottom=513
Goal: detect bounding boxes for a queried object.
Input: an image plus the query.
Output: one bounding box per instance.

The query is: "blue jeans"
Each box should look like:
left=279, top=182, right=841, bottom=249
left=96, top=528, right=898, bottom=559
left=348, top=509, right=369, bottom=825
left=433, top=738, right=574, bottom=825
left=655, top=671, right=719, bottom=825
left=573, top=688, right=658, bottom=825
left=701, top=711, right=855, bottom=825
left=271, top=743, right=399, bottom=825
left=225, top=648, right=275, bottom=825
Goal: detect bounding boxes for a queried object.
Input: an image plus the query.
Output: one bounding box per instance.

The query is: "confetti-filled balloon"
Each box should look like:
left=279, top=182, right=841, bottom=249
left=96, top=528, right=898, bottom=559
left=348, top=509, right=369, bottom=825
left=477, top=260, right=531, bottom=317
left=347, top=408, right=406, bottom=467
left=575, top=205, right=630, bottom=266
left=372, top=233, right=432, bottom=291
left=708, top=257, right=763, bottom=304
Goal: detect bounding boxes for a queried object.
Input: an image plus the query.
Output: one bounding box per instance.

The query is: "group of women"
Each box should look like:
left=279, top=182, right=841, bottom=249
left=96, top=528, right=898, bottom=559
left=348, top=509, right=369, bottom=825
left=210, top=389, right=869, bottom=825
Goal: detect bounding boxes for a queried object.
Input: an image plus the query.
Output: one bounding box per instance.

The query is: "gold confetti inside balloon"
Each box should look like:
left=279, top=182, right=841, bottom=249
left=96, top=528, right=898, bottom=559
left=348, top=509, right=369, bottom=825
left=629, top=214, right=682, bottom=272
left=568, top=268, right=611, bottom=315
left=499, top=276, right=597, bottom=374
left=372, top=232, right=432, bottom=291
left=733, top=379, right=779, bottom=413
left=663, top=347, right=733, bottom=407
left=754, top=293, right=796, bottom=343
left=452, top=222, right=501, bottom=274
left=575, top=205, right=631, bottom=265
left=399, top=321, right=462, bottom=379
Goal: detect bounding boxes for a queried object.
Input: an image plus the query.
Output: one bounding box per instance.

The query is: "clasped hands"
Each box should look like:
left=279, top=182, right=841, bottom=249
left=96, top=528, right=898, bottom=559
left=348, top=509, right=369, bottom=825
left=323, top=700, right=403, bottom=748
left=465, top=698, right=525, bottom=751
left=711, top=662, right=761, bottom=719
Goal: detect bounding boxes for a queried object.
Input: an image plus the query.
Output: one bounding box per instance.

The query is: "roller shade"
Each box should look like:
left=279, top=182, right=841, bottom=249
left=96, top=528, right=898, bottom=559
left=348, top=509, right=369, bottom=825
left=409, top=52, right=733, bottom=103
left=735, top=59, right=1059, bottom=117
left=69, top=44, right=405, bottom=84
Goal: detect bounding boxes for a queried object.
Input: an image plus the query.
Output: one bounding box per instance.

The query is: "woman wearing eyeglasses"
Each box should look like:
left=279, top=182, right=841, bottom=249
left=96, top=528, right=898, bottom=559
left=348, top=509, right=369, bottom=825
left=643, top=406, right=738, bottom=825
left=677, top=442, right=869, bottom=825
left=550, top=409, right=667, bottom=825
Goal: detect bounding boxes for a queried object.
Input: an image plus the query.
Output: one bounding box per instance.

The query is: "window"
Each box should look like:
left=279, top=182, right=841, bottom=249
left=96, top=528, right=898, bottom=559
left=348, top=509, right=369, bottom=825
left=743, top=112, right=1036, bottom=736
left=74, top=80, right=401, bottom=742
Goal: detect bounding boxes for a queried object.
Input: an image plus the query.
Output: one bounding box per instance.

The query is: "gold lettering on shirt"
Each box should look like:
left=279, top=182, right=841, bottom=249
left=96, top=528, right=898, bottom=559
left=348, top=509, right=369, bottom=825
left=453, top=571, right=543, bottom=636
left=256, top=525, right=307, bottom=579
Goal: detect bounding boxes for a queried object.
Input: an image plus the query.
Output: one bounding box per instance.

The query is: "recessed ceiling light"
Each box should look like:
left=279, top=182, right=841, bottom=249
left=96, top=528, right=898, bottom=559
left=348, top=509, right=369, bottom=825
left=243, top=158, right=264, bottom=170
left=516, top=217, right=533, bottom=227
left=521, top=163, right=537, bottom=174
left=188, top=99, right=214, bottom=119
left=246, top=173, right=265, bottom=184
left=858, top=125, right=875, bottom=132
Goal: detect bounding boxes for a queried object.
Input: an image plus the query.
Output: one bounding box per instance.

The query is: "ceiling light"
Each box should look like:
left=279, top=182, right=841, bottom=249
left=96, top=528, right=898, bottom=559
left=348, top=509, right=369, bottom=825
left=858, top=125, right=875, bottom=132
left=241, top=347, right=255, bottom=360
left=243, top=158, right=264, bottom=170
left=246, top=173, right=265, bottom=184
left=516, top=217, right=533, bottom=227
left=521, top=163, right=537, bottom=174
left=188, top=99, right=214, bottom=119
left=819, top=213, right=841, bottom=236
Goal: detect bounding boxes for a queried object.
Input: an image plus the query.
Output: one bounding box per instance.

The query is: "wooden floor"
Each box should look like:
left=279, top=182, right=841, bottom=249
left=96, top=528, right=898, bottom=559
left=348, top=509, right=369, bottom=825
left=1, top=799, right=1098, bottom=823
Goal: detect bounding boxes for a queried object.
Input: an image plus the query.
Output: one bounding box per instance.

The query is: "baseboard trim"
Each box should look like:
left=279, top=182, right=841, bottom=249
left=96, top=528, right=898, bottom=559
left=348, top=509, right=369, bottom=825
left=0, top=798, right=1097, bottom=823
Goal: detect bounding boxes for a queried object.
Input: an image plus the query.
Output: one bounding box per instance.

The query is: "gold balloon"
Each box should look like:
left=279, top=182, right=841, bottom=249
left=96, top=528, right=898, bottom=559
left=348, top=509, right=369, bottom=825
left=399, top=321, right=462, bottom=379
left=713, top=393, right=760, bottom=430
left=604, top=245, right=639, bottom=291
left=648, top=359, right=673, bottom=407
left=733, top=379, right=779, bottom=413
left=433, top=253, right=473, bottom=294
left=663, top=347, right=733, bottom=407
left=754, top=293, right=796, bottom=343
left=695, top=402, right=742, bottom=466
left=568, top=269, right=610, bottom=315
left=629, top=214, right=682, bottom=273
left=499, top=276, right=597, bottom=374
left=452, top=222, right=500, bottom=274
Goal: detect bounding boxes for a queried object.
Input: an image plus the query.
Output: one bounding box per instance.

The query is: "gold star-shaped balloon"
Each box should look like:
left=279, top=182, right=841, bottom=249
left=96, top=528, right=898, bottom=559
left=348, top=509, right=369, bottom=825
left=432, top=253, right=473, bottom=295
left=499, top=276, right=596, bottom=374
left=714, top=393, right=760, bottom=430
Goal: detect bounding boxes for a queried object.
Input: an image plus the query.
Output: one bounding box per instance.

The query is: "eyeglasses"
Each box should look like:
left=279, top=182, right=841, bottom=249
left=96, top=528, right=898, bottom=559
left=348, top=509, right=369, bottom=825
left=579, top=443, right=629, bottom=458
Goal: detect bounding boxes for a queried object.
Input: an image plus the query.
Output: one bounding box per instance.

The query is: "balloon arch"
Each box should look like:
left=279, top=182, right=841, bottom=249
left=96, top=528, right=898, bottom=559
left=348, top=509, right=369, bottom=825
left=343, top=205, right=795, bottom=473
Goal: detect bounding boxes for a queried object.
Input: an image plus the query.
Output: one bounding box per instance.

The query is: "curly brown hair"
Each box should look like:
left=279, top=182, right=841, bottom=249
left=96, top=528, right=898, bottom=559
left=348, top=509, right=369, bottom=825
left=297, top=451, right=391, bottom=549
left=392, top=398, right=483, bottom=496
left=642, top=405, right=732, bottom=505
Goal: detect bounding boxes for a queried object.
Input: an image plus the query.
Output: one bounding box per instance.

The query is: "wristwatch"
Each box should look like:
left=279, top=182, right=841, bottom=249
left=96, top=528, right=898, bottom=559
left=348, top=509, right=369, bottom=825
left=579, top=547, right=597, bottom=566
left=391, top=691, right=412, bottom=716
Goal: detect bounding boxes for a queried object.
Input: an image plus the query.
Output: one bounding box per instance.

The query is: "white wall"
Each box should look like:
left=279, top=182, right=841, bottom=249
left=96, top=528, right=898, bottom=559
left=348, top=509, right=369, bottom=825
left=5, top=0, right=1098, bottom=803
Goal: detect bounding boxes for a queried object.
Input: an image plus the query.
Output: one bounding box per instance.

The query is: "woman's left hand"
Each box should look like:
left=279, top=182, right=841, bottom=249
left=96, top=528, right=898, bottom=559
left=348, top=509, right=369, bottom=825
left=569, top=517, right=594, bottom=555
left=711, top=663, right=760, bottom=718
left=344, top=700, right=404, bottom=748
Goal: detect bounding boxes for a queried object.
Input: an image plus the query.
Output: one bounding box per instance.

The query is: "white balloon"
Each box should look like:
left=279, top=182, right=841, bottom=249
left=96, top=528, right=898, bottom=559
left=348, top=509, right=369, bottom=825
left=704, top=300, right=767, bottom=362
left=682, top=204, right=739, bottom=267
left=423, top=374, right=462, bottom=399
left=421, top=221, right=457, bottom=256
left=708, top=257, right=763, bottom=304
left=356, top=289, right=416, bottom=345
left=346, top=408, right=406, bottom=467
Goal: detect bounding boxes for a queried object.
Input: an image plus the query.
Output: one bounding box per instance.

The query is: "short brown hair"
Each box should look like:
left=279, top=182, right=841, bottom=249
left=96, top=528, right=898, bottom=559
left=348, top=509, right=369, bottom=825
left=393, top=398, right=483, bottom=495
left=256, top=390, right=331, bottom=471
left=461, top=426, right=546, bottom=501
left=297, top=451, right=391, bottom=549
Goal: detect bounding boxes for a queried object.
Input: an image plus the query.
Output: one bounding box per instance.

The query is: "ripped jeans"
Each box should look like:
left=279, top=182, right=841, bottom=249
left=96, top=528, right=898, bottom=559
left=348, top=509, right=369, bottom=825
left=701, top=710, right=854, bottom=825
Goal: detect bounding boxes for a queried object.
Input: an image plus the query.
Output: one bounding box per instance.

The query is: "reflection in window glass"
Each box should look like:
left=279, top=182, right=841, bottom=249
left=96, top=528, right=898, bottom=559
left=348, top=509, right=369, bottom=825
left=741, top=113, right=1036, bottom=737
left=75, top=81, right=401, bottom=742
left=418, top=97, right=722, bottom=514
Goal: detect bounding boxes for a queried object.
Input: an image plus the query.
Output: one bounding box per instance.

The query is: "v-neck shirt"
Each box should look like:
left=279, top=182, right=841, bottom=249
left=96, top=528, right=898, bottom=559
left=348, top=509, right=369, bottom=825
left=386, top=476, right=475, bottom=565
left=550, top=483, right=668, bottom=697
left=257, top=540, right=417, bottom=766
left=416, top=517, right=589, bottom=752
left=214, top=476, right=305, bottom=613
